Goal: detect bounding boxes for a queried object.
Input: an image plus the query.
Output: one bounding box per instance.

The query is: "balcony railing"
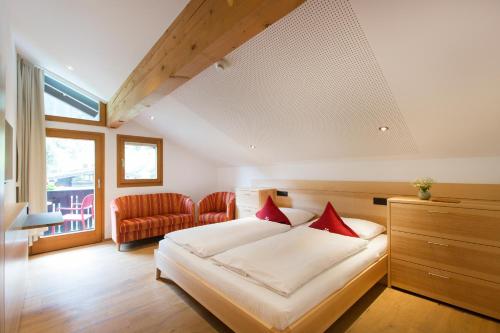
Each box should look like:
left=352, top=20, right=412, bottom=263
left=44, top=187, right=94, bottom=236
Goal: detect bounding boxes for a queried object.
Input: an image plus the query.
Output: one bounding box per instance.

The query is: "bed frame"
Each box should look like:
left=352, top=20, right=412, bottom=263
left=154, top=180, right=410, bottom=332
left=156, top=249, right=386, bottom=333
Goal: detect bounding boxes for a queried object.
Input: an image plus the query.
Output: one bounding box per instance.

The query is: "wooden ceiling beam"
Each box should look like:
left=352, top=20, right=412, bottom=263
left=107, top=0, right=305, bottom=127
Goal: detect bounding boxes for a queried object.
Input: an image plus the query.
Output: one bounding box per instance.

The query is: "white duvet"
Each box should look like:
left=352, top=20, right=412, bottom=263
left=165, top=217, right=291, bottom=258
left=212, top=227, right=369, bottom=296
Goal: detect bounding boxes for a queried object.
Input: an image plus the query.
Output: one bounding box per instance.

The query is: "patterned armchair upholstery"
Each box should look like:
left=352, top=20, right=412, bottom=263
left=198, top=192, right=236, bottom=225
left=111, top=193, right=195, bottom=250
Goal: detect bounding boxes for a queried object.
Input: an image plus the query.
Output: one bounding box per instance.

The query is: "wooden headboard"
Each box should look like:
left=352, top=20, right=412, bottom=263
left=252, top=179, right=500, bottom=227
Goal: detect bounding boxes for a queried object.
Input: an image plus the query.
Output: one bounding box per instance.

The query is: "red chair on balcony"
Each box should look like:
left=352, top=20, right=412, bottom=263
left=197, top=192, right=235, bottom=225
left=60, top=194, right=94, bottom=232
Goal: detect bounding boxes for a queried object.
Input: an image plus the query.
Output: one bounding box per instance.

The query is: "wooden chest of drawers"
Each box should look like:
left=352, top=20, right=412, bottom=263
left=388, top=197, right=500, bottom=319
left=235, top=188, right=276, bottom=218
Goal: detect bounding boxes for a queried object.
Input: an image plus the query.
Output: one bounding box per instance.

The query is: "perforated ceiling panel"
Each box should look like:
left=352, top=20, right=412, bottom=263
left=169, top=0, right=417, bottom=162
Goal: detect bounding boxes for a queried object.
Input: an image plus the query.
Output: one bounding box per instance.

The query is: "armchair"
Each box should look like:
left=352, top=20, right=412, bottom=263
left=197, top=192, right=235, bottom=225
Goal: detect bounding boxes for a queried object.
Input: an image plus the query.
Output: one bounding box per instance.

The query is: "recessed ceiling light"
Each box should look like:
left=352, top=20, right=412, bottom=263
left=66, top=65, right=74, bottom=71
left=249, top=145, right=256, bottom=149
left=149, top=115, right=155, bottom=120
left=378, top=126, right=389, bottom=132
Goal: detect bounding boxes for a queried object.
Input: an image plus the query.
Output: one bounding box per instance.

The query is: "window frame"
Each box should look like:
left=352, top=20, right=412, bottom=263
left=116, top=134, right=163, bottom=188
left=43, top=74, right=107, bottom=126
left=45, top=101, right=107, bottom=127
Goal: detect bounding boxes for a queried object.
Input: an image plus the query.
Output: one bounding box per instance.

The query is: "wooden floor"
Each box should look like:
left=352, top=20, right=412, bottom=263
left=20, top=240, right=500, bottom=333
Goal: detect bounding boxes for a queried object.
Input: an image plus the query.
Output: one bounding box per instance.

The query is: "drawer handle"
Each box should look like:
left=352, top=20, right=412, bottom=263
left=427, top=241, right=448, bottom=247
left=428, top=272, right=449, bottom=279
left=427, top=210, right=449, bottom=214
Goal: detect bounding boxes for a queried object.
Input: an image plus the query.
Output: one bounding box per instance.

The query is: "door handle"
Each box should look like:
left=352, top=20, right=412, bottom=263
left=97, top=178, right=101, bottom=189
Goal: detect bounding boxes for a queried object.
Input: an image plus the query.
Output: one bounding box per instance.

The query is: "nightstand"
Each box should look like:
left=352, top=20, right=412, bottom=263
left=235, top=188, right=276, bottom=218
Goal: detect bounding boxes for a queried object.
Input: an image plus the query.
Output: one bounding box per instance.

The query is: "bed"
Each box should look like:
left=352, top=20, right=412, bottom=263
left=156, top=234, right=386, bottom=332
left=155, top=180, right=394, bottom=333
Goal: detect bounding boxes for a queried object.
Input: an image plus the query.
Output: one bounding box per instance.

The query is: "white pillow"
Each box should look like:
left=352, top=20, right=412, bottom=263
left=342, top=218, right=386, bottom=240
left=279, top=207, right=316, bottom=227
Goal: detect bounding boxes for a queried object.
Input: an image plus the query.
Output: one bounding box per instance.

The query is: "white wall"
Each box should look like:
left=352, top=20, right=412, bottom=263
left=46, top=120, right=218, bottom=239
left=3, top=10, right=17, bottom=205
left=217, top=156, right=500, bottom=190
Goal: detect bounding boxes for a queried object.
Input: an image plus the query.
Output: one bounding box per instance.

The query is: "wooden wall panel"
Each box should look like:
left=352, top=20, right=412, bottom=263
left=4, top=229, right=28, bottom=333
left=253, top=179, right=500, bottom=201
left=3, top=204, right=29, bottom=333
left=252, top=179, right=500, bottom=226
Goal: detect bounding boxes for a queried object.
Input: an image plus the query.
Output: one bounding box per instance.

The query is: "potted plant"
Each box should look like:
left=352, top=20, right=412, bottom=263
left=412, top=178, right=434, bottom=200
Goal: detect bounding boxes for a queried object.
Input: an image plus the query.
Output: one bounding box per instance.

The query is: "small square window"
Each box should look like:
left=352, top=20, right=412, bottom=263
left=117, top=135, right=163, bottom=187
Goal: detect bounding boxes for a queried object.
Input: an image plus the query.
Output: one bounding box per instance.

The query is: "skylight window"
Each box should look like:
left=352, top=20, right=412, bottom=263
left=44, top=74, right=106, bottom=126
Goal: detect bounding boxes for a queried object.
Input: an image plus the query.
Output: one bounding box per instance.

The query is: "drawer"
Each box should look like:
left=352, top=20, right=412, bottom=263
left=236, top=189, right=260, bottom=208
left=391, top=230, right=500, bottom=283
left=391, top=259, right=500, bottom=319
left=237, top=205, right=256, bottom=219
left=390, top=203, right=500, bottom=247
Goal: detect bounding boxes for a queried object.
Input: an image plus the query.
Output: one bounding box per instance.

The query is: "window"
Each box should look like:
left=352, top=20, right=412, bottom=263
left=44, top=74, right=106, bottom=126
left=117, top=135, right=163, bottom=187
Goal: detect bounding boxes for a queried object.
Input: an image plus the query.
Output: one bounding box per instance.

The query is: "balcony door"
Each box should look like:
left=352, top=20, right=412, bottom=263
left=31, top=128, right=104, bottom=254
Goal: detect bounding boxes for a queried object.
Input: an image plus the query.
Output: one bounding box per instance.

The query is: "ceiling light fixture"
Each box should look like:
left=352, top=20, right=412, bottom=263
left=149, top=115, right=155, bottom=120
left=378, top=126, right=389, bottom=132
left=66, top=65, right=74, bottom=71
left=249, top=145, right=256, bottom=149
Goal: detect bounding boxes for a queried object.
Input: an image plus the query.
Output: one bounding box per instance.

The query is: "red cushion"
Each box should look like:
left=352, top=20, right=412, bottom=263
left=256, top=196, right=291, bottom=225
left=309, top=202, right=359, bottom=237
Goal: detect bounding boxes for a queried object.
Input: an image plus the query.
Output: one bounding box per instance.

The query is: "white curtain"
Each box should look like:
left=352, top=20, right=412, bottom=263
left=17, top=56, right=46, bottom=213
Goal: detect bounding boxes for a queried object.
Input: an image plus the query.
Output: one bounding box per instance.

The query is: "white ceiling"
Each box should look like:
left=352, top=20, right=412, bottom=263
left=9, top=0, right=189, bottom=100
left=9, top=0, right=500, bottom=166
left=350, top=0, right=500, bottom=159
left=176, top=0, right=421, bottom=162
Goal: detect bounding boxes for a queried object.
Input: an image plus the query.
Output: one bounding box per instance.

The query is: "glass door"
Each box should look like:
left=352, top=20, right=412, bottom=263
left=31, top=128, right=104, bottom=254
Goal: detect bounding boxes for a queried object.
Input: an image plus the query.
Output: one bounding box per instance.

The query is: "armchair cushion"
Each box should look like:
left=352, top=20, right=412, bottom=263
left=199, top=212, right=230, bottom=225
